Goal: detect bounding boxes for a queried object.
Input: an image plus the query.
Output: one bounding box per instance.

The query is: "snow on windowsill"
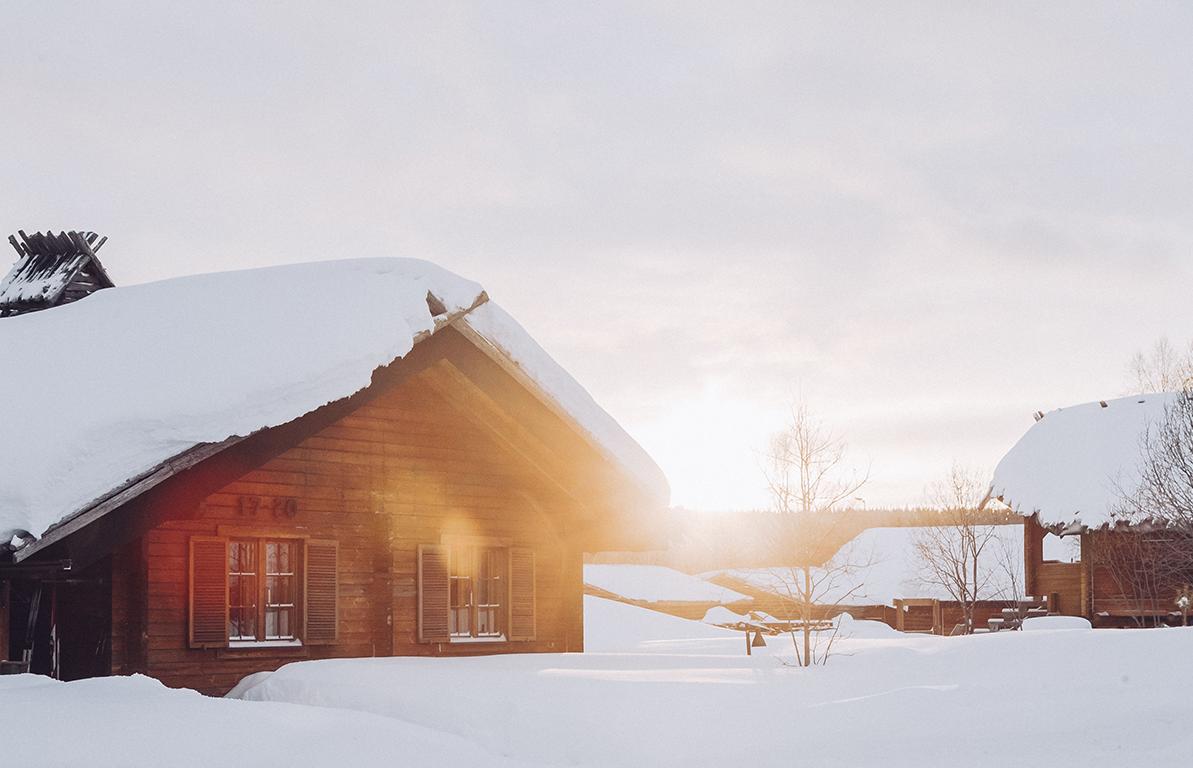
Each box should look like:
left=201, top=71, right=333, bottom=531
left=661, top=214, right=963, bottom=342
left=449, top=636, right=508, bottom=644
left=229, top=639, right=304, bottom=649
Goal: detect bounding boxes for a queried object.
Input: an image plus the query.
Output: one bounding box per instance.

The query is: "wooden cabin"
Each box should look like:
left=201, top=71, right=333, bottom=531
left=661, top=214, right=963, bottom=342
left=0, top=254, right=667, bottom=694
left=989, top=394, right=1190, bottom=626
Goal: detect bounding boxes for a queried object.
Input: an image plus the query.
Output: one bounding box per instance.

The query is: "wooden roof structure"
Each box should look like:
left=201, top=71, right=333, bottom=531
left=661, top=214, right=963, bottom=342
left=0, top=230, right=113, bottom=316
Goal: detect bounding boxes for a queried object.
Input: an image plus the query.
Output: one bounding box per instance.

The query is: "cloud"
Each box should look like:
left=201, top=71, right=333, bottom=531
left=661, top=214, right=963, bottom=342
left=3, top=2, right=1192, bottom=508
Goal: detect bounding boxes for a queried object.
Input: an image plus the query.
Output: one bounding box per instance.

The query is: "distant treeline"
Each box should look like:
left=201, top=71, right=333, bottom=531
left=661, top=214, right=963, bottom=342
left=586, top=506, right=1020, bottom=573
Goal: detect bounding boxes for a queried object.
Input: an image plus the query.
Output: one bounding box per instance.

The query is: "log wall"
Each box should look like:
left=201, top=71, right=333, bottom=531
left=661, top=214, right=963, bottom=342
left=123, top=369, right=585, bottom=695
left=1033, top=561, right=1084, bottom=616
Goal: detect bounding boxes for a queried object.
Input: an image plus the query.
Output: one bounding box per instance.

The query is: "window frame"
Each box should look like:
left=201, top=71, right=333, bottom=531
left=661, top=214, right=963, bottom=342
left=447, top=544, right=508, bottom=642
left=226, top=537, right=304, bottom=646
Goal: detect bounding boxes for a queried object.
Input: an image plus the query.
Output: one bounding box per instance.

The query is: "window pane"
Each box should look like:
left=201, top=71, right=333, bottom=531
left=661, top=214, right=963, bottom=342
left=449, top=546, right=473, bottom=637
left=477, top=607, right=496, bottom=636
left=265, top=541, right=297, bottom=640
left=450, top=607, right=469, bottom=636
left=476, top=547, right=504, bottom=637
left=228, top=541, right=258, bottom=640
left=265, top=606, right=294, bottom=640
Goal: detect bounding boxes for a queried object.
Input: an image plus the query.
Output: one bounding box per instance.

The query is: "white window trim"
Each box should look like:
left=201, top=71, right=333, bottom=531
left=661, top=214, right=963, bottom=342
left=449, top=635, right=507, bottom=644
left=229, top=639, right=304, bottom=649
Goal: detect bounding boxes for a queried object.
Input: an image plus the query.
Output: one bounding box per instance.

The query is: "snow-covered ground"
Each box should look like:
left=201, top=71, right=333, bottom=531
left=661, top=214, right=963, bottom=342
left=232, top=597, right=1190, bottom=767
left=0, top=672, right=530, bottom=768
left=5, top=596, right=1190, bottom=766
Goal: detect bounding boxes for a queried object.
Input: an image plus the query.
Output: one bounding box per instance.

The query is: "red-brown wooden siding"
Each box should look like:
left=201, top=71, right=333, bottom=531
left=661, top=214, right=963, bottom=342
left=118, top=368, right=587, bottom=695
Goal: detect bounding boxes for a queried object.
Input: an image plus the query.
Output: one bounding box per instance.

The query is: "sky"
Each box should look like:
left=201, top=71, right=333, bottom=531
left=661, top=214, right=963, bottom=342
left=3, top=2, right=1193, bottom=511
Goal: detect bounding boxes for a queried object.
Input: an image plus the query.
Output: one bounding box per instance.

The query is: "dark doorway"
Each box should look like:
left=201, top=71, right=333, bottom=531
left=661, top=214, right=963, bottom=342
left=6, top=559, right=111, bottom=680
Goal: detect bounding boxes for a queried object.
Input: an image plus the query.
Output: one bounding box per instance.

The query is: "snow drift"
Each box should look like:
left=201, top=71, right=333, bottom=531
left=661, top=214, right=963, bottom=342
left=227, top=595, right=1193, bottom=767
left=0, top=673, right=534, bottom=768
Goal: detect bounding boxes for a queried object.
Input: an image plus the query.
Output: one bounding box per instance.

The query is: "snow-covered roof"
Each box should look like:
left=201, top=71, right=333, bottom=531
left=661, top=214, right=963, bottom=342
left=0, top=258, right=667, bottom=548
left=989, top=393, right=1174, bottom=529
left=701, top=605, right=749, bottom=625
left=711, top=525, right=1025, bottom=606
left=584, top=564, right=751, bottom=604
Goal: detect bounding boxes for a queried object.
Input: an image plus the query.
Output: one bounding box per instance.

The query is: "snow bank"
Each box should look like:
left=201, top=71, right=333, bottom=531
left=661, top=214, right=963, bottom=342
left=1022, top=615, right=1092, bottom=631
left=714, top=525, right=1024, bottom=606
left=584, top=564, right=750, bottom=604
left=230, top=608, right=1193, bottom=767
left=990, top=394, right=1174, bottom=528
left=835, top=612, right=904, bottom=639
left=0, top=258, right=667, bottom=546
left=462, top=302, right=668, bottom=501
left=0, top=673, right=535, bottom=768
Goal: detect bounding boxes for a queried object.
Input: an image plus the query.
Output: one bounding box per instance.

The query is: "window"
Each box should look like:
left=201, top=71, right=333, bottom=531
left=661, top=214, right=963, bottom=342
left=448, top=545, right=506, bottom=639
left=228, top=538, right=300, bottom=643
left=189, top=535, right=337, bottom=649
left=1043, top=532, right=1079, bottom=563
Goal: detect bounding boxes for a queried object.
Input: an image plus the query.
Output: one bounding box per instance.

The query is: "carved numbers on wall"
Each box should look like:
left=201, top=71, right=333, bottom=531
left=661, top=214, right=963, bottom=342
left=236, top=495, right=299, bottom=519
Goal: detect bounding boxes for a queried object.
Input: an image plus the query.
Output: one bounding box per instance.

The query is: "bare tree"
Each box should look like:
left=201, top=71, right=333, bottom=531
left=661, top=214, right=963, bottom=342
left=1106, top=389, right=1193, bottom=624
left=1126, top=337, right=1193, bottom=394
left=912, top=464, right=998, bottom=634
left=1129, top=389, right=1193, bottom=527
left=988, top=526, right=1029, bottom=628
left=1088, top=527, right=1186, bottom=627
left=761, top=401, right=869, bottom=666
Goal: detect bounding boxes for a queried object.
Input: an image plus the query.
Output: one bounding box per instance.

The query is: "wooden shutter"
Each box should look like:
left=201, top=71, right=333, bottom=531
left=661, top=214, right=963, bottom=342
left=418, top=544, right=450, bottom=643
left=304, top=539, right=338, bottom=645
left=508, top=547, right=536, bottom=641
left=189, top=536, right=228, bottom=649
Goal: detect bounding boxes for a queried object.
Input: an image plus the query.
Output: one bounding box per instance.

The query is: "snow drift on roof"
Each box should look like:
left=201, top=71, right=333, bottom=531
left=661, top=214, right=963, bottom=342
left=584, top=564, right=750, bottom=604
left=0, top=258, right=482, bottom=543
left=989, top=393, right=1174, bottom=528
left=710, top=525, right=1025, bottom=606
left=0, top=257, right=666, bottom=546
